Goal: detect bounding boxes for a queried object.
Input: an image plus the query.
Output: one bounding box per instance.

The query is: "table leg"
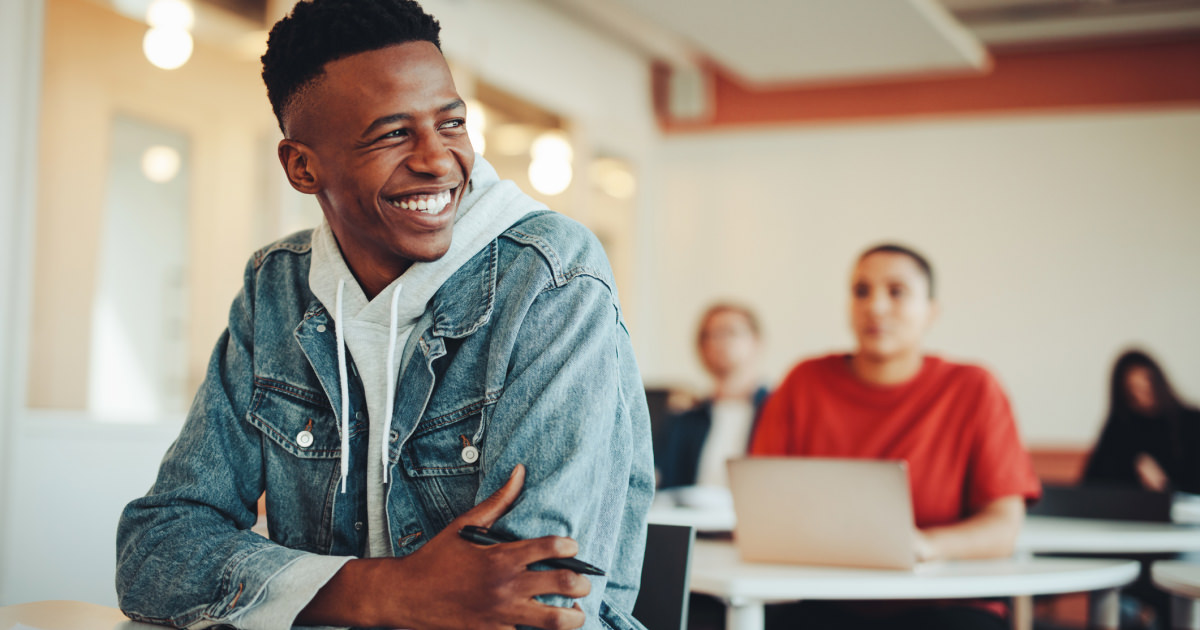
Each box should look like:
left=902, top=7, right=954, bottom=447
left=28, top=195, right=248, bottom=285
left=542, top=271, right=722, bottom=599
left=724, top=597, right=766, bottom=630
left=1012, top=595, right=1033, bottom=630
left=1088, top=588, right=1120, bottom=630
left=1172, top=595, right=1200, bottom=630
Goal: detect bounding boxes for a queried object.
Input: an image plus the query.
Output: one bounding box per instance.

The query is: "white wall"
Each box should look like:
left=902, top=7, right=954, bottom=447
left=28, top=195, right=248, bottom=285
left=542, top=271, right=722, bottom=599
left=1, top=414, right=182, bottom=606
left=0, top=0, right=44, bottom=605
left=639, top=107, right=1200, bottom=447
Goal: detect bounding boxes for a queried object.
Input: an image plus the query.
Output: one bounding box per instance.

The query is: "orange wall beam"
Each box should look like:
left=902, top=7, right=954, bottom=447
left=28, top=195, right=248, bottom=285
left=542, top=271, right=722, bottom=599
left=655, top=38, right=1200, bottom=131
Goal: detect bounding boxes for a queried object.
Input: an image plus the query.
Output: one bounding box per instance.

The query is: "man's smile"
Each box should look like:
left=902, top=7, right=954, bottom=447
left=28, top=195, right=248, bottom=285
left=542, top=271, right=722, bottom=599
left=385, top=187, right=456, bottom=215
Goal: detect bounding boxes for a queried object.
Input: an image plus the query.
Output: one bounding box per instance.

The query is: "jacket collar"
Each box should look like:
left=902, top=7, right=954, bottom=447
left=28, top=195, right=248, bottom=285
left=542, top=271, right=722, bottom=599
left=424, top=236, right=499, bottom=340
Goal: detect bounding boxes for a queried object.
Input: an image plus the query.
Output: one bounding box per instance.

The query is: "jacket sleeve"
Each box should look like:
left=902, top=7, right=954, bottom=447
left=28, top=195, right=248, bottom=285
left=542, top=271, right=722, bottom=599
left=115, top=260, right=350, bottom=630
left=474, top=271, right=654, bottom=629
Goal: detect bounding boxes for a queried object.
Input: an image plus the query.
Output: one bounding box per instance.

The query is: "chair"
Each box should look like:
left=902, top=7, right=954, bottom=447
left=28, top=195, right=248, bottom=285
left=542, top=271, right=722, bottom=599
left=1029, top=484, right=1172, bottom=522
left=632, top=523, right=696, bottom=630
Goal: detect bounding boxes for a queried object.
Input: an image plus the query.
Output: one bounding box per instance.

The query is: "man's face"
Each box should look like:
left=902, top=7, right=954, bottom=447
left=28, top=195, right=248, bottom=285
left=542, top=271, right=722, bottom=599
left=284, top=41, right=475, bottom=289
left=849, top=252, right=936, bottom=362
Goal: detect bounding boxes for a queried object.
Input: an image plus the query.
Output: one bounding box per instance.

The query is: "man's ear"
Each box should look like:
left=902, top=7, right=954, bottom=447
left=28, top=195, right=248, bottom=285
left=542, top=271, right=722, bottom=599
left=278, top=139, right=321, bottom=194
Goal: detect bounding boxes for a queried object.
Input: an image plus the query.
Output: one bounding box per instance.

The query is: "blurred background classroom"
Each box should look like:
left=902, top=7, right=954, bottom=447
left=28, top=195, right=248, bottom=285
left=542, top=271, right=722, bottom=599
left=0, top=0, right=1198, bottom=624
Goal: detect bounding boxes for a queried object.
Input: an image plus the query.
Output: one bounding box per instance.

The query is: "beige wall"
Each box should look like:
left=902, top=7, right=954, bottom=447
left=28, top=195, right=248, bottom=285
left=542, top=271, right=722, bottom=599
left=641, top=108, right=1200, bottom=446
left=29, top=0, right=279, bottom=408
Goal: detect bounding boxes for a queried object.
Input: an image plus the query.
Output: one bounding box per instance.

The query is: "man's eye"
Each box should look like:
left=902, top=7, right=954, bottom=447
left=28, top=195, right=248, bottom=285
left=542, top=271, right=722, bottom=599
left=441, top=119, right=466, bottom=131
left=382, top=128, right=409, bottom=140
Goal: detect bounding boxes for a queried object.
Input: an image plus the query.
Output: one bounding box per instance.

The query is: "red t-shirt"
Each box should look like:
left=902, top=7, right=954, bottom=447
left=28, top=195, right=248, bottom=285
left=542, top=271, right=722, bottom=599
left=750, top=354, right=1041, bottom=528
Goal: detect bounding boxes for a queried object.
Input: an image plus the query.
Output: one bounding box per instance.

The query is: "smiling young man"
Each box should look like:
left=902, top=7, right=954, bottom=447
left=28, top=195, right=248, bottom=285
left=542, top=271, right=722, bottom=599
left=115, top=2, right=654, bottom=629
left=749, top=244, right=1041, bottom=630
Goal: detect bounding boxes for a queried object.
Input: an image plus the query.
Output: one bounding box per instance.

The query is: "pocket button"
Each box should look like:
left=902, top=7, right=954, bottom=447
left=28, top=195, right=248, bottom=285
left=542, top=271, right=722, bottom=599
left=461, top=445, right=479, bottom=464
left=296, top=430, right=314, bottom=448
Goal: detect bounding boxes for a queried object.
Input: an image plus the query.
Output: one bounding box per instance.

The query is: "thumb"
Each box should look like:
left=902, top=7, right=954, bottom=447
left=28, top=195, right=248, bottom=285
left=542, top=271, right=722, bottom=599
left=457, top=463, right=525, bottom=528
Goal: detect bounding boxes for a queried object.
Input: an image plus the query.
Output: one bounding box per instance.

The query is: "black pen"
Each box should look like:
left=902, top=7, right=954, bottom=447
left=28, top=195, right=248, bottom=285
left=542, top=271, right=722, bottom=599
left=458, top=525, right=606, bottom=576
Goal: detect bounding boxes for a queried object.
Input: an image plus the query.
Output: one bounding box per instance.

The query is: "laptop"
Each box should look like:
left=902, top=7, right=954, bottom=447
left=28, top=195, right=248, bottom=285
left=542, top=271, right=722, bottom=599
left=726, top=456, right=917, bottom=570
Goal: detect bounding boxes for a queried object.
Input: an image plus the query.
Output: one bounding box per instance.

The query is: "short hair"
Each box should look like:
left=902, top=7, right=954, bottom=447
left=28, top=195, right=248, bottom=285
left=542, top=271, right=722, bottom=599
left=261, top=0, right=442, bottom=134
left=696, top=302, right=762, bottom=348
left=857, top=243, right=935, bottom=299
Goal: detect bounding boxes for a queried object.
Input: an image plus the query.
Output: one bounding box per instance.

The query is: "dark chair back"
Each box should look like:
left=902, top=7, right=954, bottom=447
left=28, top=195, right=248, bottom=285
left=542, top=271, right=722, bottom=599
left=632, top=523, right=696, bottom=630
left=1029, top=484, right=1172, bottom=522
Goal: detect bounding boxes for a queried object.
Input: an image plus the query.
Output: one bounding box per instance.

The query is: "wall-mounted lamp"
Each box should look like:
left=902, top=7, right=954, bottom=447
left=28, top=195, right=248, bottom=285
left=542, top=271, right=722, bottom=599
left=141, top=145, right=182, bottom=183
left=465, top=99, right=487, bottom=156
left=528, top=130, right=573, bottom=196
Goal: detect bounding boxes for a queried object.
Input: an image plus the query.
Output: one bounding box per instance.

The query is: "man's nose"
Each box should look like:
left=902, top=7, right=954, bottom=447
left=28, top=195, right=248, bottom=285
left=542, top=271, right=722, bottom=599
left=407, top=133, right=454, bottom=177
left=867, top=289, right=890, bottom=314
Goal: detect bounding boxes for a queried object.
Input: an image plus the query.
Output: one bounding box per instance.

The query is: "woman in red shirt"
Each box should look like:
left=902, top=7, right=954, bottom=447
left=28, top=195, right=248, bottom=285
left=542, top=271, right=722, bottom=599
left=751, top=243, right=1041, bottom=630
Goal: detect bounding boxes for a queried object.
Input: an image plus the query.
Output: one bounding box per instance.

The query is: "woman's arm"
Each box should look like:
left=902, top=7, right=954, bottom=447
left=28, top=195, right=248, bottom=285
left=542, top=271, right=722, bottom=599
left=915, top=495, right=1025, bottom=562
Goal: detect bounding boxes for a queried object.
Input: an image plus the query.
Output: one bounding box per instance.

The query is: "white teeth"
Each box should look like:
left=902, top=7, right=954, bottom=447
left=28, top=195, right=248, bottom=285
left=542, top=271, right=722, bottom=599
left=389, top=191, right=453, bottom=214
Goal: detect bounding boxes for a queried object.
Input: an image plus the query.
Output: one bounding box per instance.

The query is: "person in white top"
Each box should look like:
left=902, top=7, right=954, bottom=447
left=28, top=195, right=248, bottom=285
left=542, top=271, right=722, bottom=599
left=656, top=303, right=770, bottom=502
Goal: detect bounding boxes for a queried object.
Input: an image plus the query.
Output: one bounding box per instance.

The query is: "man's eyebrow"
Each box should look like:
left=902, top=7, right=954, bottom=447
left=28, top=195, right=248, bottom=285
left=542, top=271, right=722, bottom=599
left=360, top=99, right=467, bottom=139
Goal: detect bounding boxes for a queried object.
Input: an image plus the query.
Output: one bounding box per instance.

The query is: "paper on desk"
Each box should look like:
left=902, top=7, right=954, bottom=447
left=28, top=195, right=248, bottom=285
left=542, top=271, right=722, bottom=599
left=1173, top=492, right=1200, bottom=524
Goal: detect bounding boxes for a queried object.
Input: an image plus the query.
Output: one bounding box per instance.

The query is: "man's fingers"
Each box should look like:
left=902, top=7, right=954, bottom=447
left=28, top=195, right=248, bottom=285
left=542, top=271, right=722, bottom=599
left=527, top=601, right=586, bottom=630
left=458, top=463, right=525, bottom=528
left=517, top=568, right=592, bottom=600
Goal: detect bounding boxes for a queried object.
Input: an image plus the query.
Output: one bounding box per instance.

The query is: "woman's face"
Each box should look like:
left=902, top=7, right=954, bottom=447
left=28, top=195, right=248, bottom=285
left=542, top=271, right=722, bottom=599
left=1124, top=366, right=1158, bottom=414
left=849, top=252, right=937, bottom=362
left=698, top=309, right=760, bottom=379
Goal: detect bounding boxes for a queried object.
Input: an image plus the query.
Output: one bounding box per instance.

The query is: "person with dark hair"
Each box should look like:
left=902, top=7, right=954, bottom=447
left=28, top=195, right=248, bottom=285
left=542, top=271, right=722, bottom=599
left=656, top=303, right=769, bottom=495
left=1084, top=349, right=1200, bottom=494
left=115, top=1, right=654, bottom=629
left=750, top=243, right=1041, bottom=630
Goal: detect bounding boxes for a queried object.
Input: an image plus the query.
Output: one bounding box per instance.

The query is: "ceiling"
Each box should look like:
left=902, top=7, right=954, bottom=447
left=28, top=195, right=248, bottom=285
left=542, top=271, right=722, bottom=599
left=108, top=0, right=1200, bottom=87
left=539, top=0, right=1200, bottom=86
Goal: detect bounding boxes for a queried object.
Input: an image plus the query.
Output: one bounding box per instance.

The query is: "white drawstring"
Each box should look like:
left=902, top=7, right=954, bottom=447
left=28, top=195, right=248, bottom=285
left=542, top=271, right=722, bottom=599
left=383, top=283, right=403, bottom=484
left=335, top=279, right=349, bottom=494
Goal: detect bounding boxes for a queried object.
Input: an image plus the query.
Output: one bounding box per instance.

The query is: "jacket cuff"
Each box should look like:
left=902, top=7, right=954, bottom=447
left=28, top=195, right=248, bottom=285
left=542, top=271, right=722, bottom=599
left=221, top=550, right=353, bottom=630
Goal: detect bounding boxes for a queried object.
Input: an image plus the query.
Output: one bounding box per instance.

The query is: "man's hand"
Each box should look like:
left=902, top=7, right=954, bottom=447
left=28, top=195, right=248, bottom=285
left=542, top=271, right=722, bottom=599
left=297, top=464, right=592, bottom=630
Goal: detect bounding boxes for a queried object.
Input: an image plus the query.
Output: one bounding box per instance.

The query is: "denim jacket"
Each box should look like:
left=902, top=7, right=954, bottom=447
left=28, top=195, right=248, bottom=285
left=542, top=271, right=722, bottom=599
left=116, top=211, right=655, bottom=629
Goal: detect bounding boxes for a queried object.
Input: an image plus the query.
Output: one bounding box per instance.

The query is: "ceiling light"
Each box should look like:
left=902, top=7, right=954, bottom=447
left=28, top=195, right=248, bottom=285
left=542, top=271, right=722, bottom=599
left=146, top=0, right=194, bottom=30
left=143, top=27, right=194, bottom=70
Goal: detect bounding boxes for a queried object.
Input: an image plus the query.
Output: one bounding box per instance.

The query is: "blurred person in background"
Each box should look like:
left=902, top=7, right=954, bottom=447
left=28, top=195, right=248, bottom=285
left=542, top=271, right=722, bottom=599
left=750, top=243, right=1041, bottom=630
left=655, top=303, right=770, bottom=505
left=1083, top=349, right=1200, bottom=495
left=1080, top=349, right=1200, bottom=630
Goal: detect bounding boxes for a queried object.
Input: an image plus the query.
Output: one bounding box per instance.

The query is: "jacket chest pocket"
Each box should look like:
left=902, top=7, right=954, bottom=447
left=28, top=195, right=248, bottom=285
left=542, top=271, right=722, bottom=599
left=400, top=399, right=489, bottom=477
left=400, top=399, right=491, bottom=526
left=246, top=379, right=366, bottom=553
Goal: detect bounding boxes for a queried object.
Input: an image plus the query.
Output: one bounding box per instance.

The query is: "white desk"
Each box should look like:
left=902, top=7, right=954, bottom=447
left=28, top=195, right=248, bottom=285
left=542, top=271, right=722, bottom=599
left=1019, top=516, right=1200, bottom=554
left=1152, top=561, right=1200, bottom=629
left=0, top=600, right=158, bottom=630
left=690, top=539, right=1139, bottom=630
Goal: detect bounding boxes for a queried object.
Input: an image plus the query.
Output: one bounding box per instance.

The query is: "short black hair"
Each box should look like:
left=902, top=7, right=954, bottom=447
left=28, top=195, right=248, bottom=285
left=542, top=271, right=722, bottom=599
left=858, top=243, right=935, bottom=298
left=261, top=0, right=442, bottom=134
